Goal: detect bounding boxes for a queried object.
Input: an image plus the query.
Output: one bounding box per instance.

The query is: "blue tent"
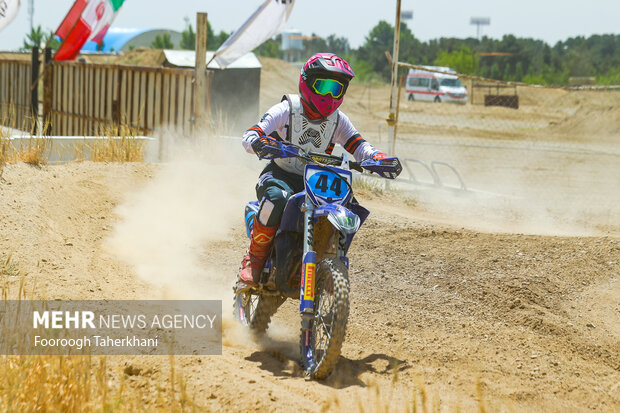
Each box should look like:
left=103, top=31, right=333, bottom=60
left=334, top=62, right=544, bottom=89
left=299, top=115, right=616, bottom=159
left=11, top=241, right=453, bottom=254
left=81, top=28, right=157, bottom=53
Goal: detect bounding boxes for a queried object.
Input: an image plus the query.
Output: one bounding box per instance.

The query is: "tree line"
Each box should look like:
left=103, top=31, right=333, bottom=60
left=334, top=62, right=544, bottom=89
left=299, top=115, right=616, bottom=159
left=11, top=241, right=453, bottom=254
left=21, top=19, right=619, bottom=86
left=144, top=20, right=620, bottom=85
left=253, top=21, right=620, bottom=86
left=152, top=21, right=229, bottom=51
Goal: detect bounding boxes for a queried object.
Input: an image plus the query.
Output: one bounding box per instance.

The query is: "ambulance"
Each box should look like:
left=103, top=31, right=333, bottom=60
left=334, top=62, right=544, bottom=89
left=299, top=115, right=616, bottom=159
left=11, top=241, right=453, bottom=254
left=405, top=66, right=468, bottom=104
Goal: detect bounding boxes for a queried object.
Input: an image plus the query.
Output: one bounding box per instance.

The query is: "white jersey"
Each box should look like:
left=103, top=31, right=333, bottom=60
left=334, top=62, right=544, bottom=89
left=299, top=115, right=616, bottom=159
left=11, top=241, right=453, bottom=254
left=242, top=94, right=379, bottom=175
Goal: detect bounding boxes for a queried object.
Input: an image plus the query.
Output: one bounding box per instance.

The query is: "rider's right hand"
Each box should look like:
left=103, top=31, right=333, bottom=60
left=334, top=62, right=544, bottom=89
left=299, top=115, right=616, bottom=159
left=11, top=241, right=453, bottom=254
left=251, top=136, right=280, bottom=159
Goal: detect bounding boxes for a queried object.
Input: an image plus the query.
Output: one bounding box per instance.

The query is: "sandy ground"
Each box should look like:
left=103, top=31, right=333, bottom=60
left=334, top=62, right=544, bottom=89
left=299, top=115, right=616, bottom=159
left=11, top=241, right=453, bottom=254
left=1, top=56, right=619, bottom=411
left=1, top=160, right=618, bottom=412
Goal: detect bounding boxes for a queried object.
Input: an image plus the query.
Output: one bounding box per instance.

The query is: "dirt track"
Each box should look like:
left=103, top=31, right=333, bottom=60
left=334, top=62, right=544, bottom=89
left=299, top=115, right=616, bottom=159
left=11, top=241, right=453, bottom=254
left=1, top=157, right=618, bottom=411
left=1, top=57, right=619, bottom=411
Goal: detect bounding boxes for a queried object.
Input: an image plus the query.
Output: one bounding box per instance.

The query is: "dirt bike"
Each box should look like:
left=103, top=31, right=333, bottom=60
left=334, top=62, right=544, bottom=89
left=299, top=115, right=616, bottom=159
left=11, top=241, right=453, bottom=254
left=233, top=139, right=402, bottom=379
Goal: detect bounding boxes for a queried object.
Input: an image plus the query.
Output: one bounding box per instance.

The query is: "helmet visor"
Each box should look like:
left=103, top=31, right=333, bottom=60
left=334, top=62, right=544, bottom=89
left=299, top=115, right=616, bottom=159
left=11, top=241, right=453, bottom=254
left=312, top=78, right=345, bottom=98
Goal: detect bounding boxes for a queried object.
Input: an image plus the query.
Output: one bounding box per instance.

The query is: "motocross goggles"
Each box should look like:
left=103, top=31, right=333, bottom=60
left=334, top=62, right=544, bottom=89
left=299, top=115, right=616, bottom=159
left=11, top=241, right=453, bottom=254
left=311, top=78, right=345, bottom=98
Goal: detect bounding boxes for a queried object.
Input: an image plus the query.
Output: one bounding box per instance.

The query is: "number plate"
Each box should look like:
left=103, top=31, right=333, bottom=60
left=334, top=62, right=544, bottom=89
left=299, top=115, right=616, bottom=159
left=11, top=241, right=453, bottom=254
left=304, top=165, right=352, bottom=205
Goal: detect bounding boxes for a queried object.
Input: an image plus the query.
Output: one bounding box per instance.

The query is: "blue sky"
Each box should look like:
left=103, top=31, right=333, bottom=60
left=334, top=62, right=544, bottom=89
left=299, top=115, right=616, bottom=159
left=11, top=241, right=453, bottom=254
left=1, top=0, right=619, bottom=51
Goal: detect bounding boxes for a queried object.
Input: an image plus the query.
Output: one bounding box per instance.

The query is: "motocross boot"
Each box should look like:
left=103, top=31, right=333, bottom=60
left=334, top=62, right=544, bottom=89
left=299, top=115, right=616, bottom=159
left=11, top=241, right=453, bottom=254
left=239, top=219, right=278, bottom=287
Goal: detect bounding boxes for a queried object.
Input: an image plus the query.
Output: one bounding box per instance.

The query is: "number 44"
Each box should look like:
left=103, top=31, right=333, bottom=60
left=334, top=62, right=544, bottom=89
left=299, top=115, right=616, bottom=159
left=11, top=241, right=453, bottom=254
left=315, top=174, right=342, bottom=196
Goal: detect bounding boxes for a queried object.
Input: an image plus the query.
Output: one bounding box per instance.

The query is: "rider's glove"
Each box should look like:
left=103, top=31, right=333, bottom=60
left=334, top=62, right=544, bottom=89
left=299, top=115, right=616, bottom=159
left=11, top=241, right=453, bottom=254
left=251, top=136, right=279, bottom=159
left=372, top=151, right=387, bottom=161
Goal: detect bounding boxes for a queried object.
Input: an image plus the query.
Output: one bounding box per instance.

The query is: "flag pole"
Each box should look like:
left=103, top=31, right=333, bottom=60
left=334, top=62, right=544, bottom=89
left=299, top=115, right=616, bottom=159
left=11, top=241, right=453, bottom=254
left=30, top=0, right=84, bottom=91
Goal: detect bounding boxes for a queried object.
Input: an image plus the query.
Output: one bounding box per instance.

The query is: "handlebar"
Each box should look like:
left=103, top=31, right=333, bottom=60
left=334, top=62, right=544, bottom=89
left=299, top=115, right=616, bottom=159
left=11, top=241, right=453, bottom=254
left=252, top=138, right=402, bottom=180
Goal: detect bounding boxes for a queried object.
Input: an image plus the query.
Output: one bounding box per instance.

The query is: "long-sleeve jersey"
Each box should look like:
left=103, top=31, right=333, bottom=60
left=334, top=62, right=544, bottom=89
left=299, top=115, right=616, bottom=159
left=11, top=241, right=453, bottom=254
left=242, top=99, right=380, bottom=171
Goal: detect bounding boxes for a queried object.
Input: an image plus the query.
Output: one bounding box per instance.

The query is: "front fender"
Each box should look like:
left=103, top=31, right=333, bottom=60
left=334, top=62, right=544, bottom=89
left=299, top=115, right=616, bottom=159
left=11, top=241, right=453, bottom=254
left=314, top=204, right=360, bottom=235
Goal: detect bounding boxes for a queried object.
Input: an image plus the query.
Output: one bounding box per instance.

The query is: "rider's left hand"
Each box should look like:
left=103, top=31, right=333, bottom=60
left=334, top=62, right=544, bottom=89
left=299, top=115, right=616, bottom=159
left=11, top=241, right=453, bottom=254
left=372, top=152, right=387, bottom=161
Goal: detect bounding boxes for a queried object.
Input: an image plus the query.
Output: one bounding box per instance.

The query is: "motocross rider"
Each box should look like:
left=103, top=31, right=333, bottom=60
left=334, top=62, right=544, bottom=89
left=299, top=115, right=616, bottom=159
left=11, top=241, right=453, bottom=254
left=238, top=53, right=390, bottom=287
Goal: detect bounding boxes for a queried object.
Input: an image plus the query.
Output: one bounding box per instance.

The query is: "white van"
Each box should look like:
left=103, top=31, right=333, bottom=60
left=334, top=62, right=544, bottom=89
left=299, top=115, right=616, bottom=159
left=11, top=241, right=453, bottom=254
left=405, top=66, right=468, bottom=104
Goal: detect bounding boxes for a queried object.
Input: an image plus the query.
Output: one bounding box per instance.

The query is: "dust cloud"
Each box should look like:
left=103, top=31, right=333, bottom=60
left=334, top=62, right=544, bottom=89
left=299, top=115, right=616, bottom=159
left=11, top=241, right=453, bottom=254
left=105, top=131, right=259, bottom=301
left=105, top=130, right=301, bottom=350
left=394, top=140, right=620, bottom=236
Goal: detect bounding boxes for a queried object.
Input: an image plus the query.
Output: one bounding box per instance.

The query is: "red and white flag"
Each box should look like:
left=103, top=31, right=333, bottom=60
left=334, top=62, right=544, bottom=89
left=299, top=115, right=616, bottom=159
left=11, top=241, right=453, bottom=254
left=54, top=0, right=126, bottom=61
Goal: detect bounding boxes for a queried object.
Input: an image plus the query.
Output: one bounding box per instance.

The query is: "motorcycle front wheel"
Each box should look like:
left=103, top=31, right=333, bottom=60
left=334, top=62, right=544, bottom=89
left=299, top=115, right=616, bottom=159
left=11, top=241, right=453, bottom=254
left=233, top=291, right=280, bottom=335
left=300, top=257, right=350, bottom=379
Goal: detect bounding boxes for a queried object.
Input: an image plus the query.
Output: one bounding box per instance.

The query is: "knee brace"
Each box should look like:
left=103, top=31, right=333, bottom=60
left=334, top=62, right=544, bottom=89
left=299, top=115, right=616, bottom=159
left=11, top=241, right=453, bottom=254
left=258, top=199, right=275, bottom=226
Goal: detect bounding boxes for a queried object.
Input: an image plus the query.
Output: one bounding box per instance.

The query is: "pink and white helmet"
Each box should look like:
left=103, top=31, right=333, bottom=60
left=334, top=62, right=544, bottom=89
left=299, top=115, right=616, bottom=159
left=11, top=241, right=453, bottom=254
left=299, top=53, right=355, bottom=118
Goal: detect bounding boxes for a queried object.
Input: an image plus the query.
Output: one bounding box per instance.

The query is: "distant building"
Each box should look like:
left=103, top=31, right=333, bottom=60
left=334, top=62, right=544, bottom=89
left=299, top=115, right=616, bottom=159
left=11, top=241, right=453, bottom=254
left=281, top=30, right=303, bottom=63
left=81, top=28, right=183, bottom=53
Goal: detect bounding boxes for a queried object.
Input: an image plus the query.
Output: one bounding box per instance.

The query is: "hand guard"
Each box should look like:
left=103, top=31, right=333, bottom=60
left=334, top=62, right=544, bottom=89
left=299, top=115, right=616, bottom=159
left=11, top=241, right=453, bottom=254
left=251, top=136, right=299, bottom=160
left=251, top=136, right=281, bottom=159
left=361, top=157, right=403, bottom=179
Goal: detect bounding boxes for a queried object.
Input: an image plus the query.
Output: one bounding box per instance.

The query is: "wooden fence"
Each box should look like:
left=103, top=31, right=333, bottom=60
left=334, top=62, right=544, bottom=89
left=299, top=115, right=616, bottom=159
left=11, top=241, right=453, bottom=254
left=0, top=59, right=34, bottom=132
left=48, top=62, right=210, bottom=136
left=0, top=49, right=213, bottom=137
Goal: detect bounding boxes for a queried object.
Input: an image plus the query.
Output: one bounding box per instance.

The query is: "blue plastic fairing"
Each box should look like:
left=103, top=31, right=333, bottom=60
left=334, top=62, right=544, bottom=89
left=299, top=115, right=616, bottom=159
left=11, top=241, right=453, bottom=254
left=278, top=192, right=369, bottom=254
left=279, top=193, right=306, bottom=233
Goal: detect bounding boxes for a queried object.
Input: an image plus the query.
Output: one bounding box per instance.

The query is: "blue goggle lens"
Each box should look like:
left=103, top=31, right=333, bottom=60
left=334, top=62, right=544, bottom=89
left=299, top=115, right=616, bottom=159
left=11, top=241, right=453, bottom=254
left=312, top=78, right=344, bottom=98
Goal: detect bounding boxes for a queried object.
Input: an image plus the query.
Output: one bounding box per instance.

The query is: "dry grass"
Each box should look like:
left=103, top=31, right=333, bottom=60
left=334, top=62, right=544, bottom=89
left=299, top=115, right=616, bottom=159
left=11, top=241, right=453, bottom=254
left=0, top=256, right=202, bottom=412
left=0, top=355, right=201, bottom=412
left=1, top=108, right=147, bottom=164
left=88, top=137, right=146, bottom=163
left=87, top=122, right=146, bottom=163
left=1, top=108, right=49, bottom=167
left=68, top=122, right=146, bottom=163
left=0, top=254, right=20, bottom=280
left=0, top=137, right=50, bottom=166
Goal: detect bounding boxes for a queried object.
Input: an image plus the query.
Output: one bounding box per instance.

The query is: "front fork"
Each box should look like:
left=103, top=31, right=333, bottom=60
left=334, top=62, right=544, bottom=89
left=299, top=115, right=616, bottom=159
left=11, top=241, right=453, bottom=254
left=299, top=197, right=348, bottom=334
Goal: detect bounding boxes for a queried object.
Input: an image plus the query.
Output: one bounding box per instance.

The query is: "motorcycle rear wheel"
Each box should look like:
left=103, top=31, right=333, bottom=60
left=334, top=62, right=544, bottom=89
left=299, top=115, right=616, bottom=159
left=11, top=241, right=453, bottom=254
left=300, top=257, right=350, bottom=379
